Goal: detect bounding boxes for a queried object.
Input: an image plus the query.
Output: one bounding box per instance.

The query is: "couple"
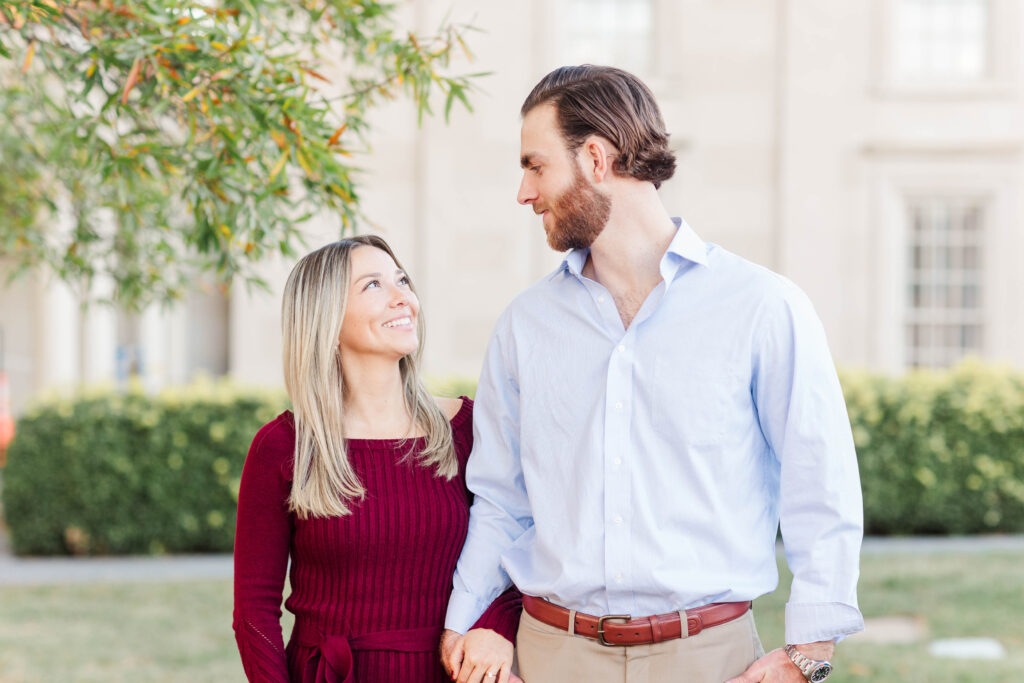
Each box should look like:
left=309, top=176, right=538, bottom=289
left=233, top=65, right=864, bottom=683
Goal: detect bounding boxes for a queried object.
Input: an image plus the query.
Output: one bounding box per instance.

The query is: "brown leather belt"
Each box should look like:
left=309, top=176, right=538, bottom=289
left=522, top=595, right=752, bottom=647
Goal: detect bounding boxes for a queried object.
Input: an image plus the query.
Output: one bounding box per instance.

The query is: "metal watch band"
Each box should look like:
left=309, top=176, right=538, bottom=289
left=784, top=644, right=832, bottom=682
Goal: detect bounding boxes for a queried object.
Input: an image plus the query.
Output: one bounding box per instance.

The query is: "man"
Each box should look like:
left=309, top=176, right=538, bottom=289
left=443, top=65, right=863, bottom=683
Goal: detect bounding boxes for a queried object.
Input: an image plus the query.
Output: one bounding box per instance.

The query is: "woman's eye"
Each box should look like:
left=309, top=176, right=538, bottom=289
left=363, top=280, right=380, bottom=290
left=398, top=275, right=410, bottom=286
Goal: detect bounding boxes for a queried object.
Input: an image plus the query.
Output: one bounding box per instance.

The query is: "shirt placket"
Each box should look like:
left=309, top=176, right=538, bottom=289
left=600, top=307, right=635, bottom=614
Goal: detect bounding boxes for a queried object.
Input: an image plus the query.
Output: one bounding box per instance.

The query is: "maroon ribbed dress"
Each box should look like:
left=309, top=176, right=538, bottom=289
left=232, top=397, right=520, bottom=682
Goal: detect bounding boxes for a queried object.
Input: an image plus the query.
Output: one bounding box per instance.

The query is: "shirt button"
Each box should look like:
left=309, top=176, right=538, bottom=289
left=614, top=515, right=623, bottom=525
left=615, top=573, right=623, bottom=583
left=615, top=402, right=623, bottom=411
left=597, top=296, right=605, bottom=303
left=617, top=345, right=625, bottom=352
left=614, top=457, right=622, bottom=466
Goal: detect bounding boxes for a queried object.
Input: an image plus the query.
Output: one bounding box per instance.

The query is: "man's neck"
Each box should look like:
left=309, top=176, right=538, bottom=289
left=581, top=189, right=676, bottom=295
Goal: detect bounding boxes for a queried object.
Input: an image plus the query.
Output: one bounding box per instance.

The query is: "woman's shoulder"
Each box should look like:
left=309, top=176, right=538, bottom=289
left=442, top=396, right=473, bottom=462
left=246, top=411, right=296, bottom=470
left=436, top=395, right=468, bottom=421
left=435, top=395, right=472, bottom=423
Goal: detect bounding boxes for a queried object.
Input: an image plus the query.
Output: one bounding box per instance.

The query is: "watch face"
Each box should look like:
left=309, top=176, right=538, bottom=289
left=810, top=664, right=832, bottom=682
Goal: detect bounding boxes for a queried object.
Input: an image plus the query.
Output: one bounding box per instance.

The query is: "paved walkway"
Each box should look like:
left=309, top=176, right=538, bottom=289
left=2, top=531, right=1024, bottom=586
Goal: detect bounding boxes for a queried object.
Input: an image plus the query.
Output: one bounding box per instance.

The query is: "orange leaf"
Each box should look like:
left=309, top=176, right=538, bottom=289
left=302, top=68, right=331, bottom=83
left=328, top=123, right=347, bottom=147
left=329, top=184, right=353, bottom=202
left=21, top=41, right=36, bottom=74
left=121, top=57, right=142, bottom=105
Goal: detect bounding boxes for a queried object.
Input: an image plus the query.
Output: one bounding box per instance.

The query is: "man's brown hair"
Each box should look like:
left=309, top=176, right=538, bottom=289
left=521, top=65, right=676, bottom=188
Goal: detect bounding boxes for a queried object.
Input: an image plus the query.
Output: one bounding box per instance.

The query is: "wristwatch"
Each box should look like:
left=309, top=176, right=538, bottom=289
left=784, top=644, right=832, bottom=682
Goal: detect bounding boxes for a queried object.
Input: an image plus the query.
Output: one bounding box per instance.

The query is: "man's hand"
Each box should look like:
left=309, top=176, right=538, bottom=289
left=726, top=641, right=834, bottom=683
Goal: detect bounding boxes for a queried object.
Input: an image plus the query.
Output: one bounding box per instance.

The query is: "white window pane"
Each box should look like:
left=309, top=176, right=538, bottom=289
left=904, top=197, right=985, bottom=367
left=893, top=0, right=989, bottom=81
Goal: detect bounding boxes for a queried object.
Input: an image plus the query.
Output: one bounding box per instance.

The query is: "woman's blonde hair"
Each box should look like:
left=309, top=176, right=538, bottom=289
left=281, top=235, right=457, bottom=518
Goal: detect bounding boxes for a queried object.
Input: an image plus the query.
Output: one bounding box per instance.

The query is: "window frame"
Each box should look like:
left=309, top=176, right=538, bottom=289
left=872, top=0, right=1019, bottom=98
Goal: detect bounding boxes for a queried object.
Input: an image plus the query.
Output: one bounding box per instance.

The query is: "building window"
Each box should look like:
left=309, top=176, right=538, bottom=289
left=893, top=0, right=990, bottom=82
left=905, top=197, right=985, bottom=368
left=563, top=0, right=653, bottom=75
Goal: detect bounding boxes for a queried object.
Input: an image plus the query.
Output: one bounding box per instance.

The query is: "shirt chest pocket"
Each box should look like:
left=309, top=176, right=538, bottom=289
left=652, top=361, right=744, bottom=447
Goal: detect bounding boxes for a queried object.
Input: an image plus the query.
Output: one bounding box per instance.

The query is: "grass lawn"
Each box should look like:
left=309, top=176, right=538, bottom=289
left=0, top=550, right=1021, bottom=682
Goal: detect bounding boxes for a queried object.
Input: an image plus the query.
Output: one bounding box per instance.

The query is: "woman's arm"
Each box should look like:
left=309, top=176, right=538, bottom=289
left=232, top=419, right=294, bottom=683
left=470, top=587, right=521, bottom=644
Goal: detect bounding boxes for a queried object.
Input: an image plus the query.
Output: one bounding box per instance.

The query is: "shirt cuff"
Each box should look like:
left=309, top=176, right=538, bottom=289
left=785, top=602, right=865, bottom=644
left=445, top=588, right=492, bottom=634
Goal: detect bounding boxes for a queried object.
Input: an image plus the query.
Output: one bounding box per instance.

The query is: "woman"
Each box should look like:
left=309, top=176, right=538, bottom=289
left=233, top=236, right=519, bottom=682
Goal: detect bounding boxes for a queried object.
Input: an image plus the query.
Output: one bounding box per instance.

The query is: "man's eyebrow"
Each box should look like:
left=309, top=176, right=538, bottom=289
left=520, top=153, right=536, bottom=169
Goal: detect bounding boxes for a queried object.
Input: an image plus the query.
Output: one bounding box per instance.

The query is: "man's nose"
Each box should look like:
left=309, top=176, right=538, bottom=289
left=517, top=174, right=536, bottom=205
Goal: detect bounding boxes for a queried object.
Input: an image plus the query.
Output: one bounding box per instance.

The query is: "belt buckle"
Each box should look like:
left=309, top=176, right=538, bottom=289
left=596, top=614, right=631, bottom=647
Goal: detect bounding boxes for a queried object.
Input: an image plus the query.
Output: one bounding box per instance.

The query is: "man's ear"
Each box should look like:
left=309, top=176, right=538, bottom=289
left=583, top=136, right=616, bottom=183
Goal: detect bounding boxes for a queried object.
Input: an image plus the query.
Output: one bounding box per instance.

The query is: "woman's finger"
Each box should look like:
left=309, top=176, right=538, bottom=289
left=447, top=638, right=465, bottom=679
left=456, top=656, right=476, bottom=683
left=465, top=662, right=488, bottom=683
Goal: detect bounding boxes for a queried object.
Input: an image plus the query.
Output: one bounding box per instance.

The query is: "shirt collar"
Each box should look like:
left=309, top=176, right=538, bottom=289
left=557, top=216, right=709, bottom=280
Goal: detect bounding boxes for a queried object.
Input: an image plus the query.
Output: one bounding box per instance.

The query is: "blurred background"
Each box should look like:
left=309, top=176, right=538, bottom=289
left=3, top=0, right=1023, bottom=412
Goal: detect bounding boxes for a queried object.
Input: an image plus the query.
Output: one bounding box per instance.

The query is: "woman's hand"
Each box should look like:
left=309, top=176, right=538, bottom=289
left=448, top=628, right=518, bottom=683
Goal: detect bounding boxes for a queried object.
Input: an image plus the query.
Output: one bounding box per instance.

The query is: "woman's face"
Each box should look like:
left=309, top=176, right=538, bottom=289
left=338, top=245, right=420, bottom=362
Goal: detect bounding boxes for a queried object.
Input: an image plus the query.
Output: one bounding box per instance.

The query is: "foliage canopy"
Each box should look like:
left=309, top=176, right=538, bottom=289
left=0, top=0, right=481, bottom=307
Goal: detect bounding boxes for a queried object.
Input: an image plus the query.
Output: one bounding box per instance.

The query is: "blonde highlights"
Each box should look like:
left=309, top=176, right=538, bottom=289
left=281, top=235, right=457, bottom=518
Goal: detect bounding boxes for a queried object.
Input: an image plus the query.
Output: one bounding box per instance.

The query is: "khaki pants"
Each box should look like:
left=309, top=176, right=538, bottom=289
left=515, top=607, right=764, bottom=682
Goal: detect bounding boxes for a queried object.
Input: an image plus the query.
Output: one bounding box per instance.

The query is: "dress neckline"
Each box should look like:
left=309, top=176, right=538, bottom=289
left=342, top=395, right=471, bottom=449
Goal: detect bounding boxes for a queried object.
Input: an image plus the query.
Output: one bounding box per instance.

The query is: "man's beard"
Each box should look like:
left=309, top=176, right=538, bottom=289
left=543, top=166, right=612, bottom=252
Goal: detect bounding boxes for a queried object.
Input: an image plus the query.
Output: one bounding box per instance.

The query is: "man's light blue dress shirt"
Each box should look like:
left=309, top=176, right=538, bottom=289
left=445, top=218, right=864, bottom=644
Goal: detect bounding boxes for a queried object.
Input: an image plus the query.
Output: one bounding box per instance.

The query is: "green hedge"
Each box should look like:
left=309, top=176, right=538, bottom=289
left=842, top=361, right=1024, bottom=535
left=3, top=364, right=1023, bottom=555
left=1, top=381, right=287, bottom=556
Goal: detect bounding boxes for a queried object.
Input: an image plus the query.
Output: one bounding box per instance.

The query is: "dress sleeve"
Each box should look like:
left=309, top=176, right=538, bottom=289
left=232, top=418, right=294, bottom=682
left=469, top=587, right=522, bottom=644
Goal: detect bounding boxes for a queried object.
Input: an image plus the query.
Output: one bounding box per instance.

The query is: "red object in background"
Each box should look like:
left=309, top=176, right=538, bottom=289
left=0, top=371, right=14, bottom=466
